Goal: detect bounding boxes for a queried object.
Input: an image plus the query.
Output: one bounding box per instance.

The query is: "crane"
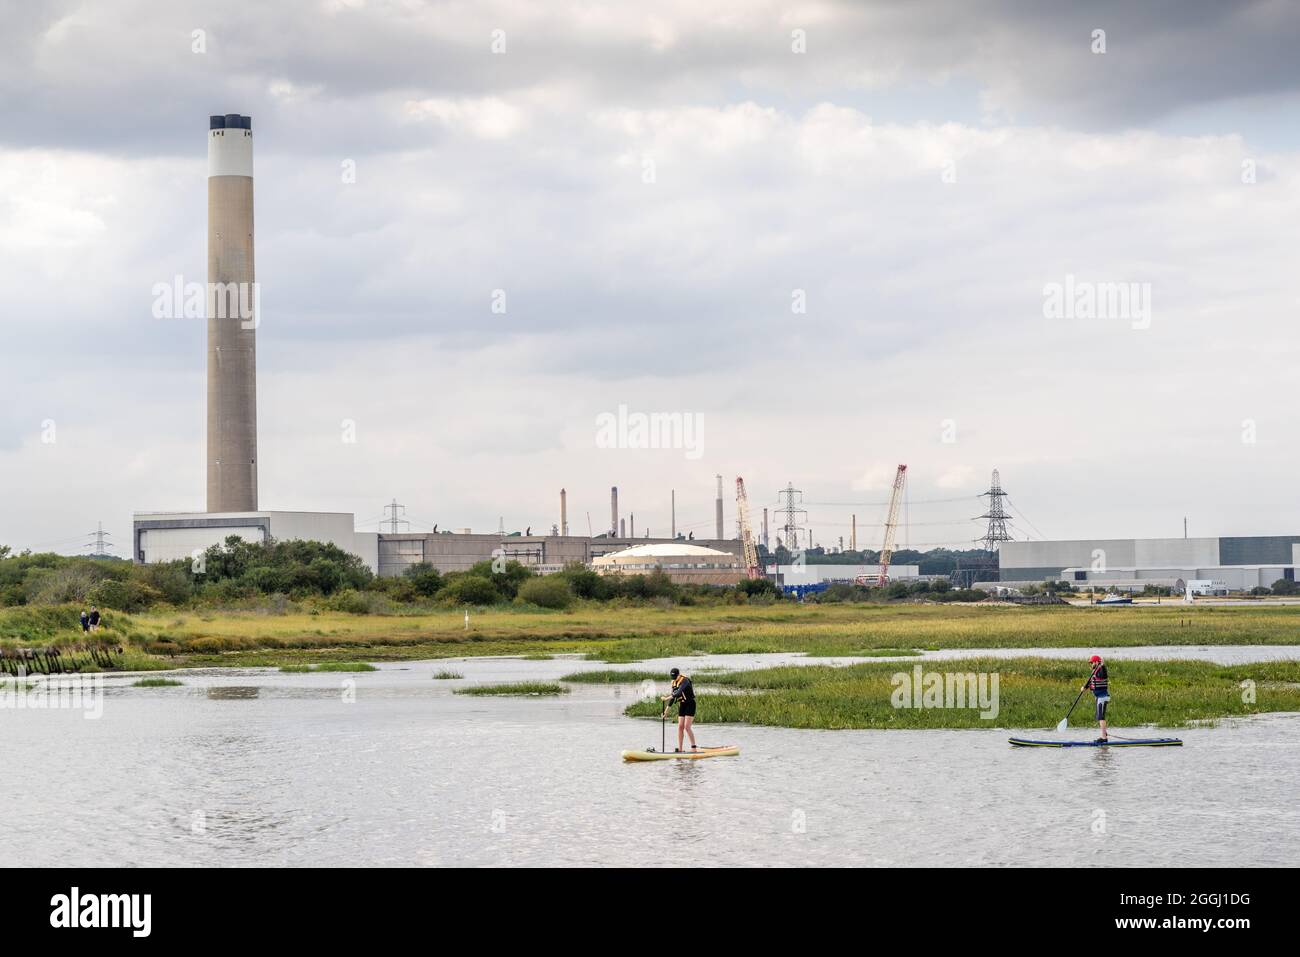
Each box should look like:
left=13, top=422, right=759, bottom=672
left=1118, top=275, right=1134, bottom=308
left=735, top=477, right=762, bottom=580
left=876, top=464, right=908, bottom=585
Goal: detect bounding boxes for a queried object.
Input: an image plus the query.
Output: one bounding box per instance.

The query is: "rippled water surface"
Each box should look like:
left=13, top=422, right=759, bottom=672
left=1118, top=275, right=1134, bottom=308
left=5, top=652, right=1297, bottom=867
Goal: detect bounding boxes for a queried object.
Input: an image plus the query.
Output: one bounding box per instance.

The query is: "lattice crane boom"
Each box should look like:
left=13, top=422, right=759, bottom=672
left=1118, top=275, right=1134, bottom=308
left=877, top=464, right=908, bottom=585
left=735, top=477, right=761, bottom=580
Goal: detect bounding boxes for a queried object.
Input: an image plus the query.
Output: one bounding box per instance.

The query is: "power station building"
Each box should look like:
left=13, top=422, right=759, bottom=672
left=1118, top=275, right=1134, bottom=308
left=995, top=537, right=1300, bottom=592
left=131, top=113, right=745, bottom=579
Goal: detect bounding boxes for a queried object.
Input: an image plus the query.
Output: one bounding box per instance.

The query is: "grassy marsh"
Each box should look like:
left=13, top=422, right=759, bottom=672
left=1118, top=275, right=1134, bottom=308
left=454, top=682, right=569, bottom=697
left=4, top=603, right=1300, bottom=671
left=622, top=658, right=1300, bottom=730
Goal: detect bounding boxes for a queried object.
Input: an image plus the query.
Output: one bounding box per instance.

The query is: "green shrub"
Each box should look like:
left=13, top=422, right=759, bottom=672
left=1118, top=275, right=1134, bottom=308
left=885, top=582, right=910, bottom=599
left=516, top=576, right=572, bottom=609
left=403, top=563, right=444, bottom=597
left=438, top=575, right=501, bottom=606
left=564, top=564, right=615, bottom=599
left=90, top=578, right=164, bottom=613
left=327, top=589, right=373, bottom=615
left=737, top=578, right=778, bottom=597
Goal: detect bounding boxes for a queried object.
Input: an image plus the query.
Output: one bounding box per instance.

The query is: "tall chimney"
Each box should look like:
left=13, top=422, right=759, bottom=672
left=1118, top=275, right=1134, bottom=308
left=671, top=490, right=676, bottom=539
left=762, top=507, right=769, bottom=547
left=619, top=518, right=626, bottom=538
left=630, top=513, right=635, bottom=538
left=611, top=486, right=618, bottom=537
left=851, top=513, right=857, bottom=551
left=207, top=113, right=258, bottom=512
left=715, top=474, right=724, bottom=540
left=560, top=488, right=568, bottom=536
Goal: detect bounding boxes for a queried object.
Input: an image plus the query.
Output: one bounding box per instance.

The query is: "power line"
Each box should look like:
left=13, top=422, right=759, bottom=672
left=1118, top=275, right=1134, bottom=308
left=800, top=496, right=978, bottom=507
left=1006, top=497, right=1047, bottom=541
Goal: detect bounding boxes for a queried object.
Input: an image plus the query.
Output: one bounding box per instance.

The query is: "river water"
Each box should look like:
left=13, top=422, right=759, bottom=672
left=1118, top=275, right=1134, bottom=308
left=4, top=649, right=1297, bottom=867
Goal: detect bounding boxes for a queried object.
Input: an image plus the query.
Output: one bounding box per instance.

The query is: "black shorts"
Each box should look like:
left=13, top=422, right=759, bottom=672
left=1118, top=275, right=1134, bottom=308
left=1095, top=696, right=1109, bottom=721
left=677, top=703, right=696, bottom=718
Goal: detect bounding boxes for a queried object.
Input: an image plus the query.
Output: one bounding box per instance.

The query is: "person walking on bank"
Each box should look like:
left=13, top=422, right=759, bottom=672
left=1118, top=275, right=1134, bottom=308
left=661, top=667, right=698, bottom=752
left=88, top=606, right=101, bottom=633
left=79, top=609, right=90, bottom=634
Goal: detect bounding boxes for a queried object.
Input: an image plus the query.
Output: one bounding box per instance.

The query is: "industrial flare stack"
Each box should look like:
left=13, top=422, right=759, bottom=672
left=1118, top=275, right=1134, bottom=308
left=207, top=113, right=258, bottom=513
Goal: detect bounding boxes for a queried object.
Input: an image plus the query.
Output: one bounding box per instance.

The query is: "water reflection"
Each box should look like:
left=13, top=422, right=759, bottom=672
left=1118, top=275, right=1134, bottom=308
left=1, top=656, right=1296, bottom=867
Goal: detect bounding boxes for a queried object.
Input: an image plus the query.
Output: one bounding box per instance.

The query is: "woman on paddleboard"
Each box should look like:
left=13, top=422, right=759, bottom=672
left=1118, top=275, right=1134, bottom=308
left=661, top=668, right=698, bottom=752
left=1083, top=654, right=1109, bottom=743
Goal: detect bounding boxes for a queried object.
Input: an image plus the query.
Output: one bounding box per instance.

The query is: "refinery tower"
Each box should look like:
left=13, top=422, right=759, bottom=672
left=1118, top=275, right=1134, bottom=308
left=206, top=113, right=258, bottom=512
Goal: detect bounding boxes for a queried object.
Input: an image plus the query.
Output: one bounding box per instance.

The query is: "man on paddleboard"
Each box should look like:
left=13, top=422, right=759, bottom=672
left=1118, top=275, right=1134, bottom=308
left=1083, top=655, right=1109, bottom=743
left=661, top=668, right=698, bottom=752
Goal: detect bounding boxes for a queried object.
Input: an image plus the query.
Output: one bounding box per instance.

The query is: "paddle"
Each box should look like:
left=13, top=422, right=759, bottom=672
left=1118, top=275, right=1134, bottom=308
left=1057, top=662, right=1101, bottom=731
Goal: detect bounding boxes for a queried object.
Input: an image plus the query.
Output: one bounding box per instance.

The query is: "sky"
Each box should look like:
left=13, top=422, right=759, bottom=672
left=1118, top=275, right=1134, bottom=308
left=3, top=0, right=1300, bottom=555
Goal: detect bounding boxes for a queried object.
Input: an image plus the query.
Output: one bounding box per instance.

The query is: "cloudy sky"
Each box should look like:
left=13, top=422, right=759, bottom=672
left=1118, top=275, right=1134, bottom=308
left=3, top=0, right=1299, bottom=554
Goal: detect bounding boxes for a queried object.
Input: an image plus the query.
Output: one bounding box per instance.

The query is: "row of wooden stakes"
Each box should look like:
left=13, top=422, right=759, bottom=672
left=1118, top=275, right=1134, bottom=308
left=0, top=644, right=122, bottom=676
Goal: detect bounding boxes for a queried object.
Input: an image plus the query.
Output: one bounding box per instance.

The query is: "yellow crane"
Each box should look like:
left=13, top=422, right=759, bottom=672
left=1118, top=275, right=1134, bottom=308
left=735, top=477, right=761, bottom=579
left=876, top=464, right=908, bottom=585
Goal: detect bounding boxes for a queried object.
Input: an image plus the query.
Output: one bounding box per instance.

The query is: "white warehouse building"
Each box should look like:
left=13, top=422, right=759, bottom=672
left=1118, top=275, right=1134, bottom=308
left=995, top=536, right=1300, bottom=592
left=133, top=511, right=380, bottom=572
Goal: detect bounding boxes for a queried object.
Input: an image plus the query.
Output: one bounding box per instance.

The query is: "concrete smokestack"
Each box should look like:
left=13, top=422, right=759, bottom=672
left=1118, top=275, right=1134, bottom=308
left=851, top=513, right=857, bottom=551
left=762, top=507, right=768, bottom=548
left=619, top=518, right=626, bottom=538
left=630, top=514, right=635, bottom=538
left=207, top=113, right=258, bottom=512
left=671, top=490, right=676, bottom=539
left=560, top=489, right=568, bottom=536
left=715, top=474, right=724, bottom=540
left=611, top=486, right=619, bottom=537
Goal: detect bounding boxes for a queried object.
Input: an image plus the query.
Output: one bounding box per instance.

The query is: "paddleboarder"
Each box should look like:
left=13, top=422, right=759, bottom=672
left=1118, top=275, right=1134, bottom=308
left=1082, top=654, right=1109, bottom=742
left=661, top=667, right=698, bottom=752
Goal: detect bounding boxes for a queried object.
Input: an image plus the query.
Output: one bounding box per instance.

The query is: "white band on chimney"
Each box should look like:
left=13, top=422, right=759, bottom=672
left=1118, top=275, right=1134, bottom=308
left=208, top=129, right=253, bottom=177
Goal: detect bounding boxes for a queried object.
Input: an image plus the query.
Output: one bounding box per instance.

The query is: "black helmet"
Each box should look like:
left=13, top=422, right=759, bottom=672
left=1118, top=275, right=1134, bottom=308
left=669, top=668, right=680, bottom=678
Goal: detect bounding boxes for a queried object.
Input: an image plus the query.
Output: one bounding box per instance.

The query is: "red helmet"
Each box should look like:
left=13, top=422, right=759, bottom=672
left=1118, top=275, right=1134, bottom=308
left=1089, top=655, right=1103, bottom=663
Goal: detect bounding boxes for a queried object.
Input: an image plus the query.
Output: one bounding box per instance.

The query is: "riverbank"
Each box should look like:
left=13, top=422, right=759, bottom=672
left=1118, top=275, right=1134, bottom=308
left=5, top=601, right=1300, bottom=671
left=620, top=657, right=1300, bottom=730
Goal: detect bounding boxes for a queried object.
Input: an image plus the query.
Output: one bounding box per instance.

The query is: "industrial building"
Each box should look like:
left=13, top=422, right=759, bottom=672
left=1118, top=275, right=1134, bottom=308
left=995, top=537, right=1300, bottom=592
left=774, top=564, right=921, bottom=586
left=135, top=510, right=379, bottom=570
left=129, top=113, right=749, bottom=583
left=377, top=532, right=742, bottom=577
left=591, top=544, right=744, bottom=585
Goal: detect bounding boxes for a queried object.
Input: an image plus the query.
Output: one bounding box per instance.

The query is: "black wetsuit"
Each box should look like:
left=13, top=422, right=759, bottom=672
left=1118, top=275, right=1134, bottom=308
left=666, top=676, right=696, bottom=717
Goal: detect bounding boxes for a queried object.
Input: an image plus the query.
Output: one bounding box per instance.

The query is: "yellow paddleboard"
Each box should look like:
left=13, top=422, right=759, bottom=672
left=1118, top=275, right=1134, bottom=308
left=621, top=746, right=740, bottom=761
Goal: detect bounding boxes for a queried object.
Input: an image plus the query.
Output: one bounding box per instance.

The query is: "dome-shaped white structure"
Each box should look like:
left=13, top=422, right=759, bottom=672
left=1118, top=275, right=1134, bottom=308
left=591, top=543, right=743, bottom=585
